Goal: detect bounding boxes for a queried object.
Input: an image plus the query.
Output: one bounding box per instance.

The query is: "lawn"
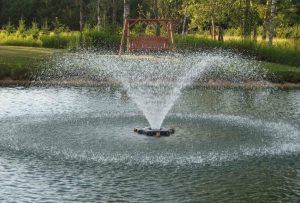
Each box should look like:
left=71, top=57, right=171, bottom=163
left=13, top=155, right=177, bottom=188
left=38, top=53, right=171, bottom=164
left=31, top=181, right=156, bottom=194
left=0, top=46, right=60, bottom=80
left=0, top=45, right=299, bottom=83
left=261, top=62, right=300, bottom=83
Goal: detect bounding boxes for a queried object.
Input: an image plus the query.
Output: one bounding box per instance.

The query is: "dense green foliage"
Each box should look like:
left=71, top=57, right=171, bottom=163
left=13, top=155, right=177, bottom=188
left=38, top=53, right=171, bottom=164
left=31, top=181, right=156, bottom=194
left=0, top=0, right=299, bottom=38
left=0, top=29, right=121, bottom=50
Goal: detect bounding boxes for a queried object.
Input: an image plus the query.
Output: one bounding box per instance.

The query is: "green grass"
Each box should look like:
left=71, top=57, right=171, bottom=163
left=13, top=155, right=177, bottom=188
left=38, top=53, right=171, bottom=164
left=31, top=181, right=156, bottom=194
left=0, top=45, right=299, bottom=83
left=261, top=62, right=300, bottom=83
left=0, top=46, right=60, bottom=80
left=0, top=30, right=121, bottom=50
left=176, top=36, right=300, bottom=67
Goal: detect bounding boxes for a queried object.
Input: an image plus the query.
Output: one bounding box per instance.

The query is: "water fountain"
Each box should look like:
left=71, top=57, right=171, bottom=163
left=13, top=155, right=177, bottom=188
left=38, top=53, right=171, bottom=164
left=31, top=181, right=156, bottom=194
left=46, top=50, right=266, bottom=136
left=1, top=50, right=299, bottom=202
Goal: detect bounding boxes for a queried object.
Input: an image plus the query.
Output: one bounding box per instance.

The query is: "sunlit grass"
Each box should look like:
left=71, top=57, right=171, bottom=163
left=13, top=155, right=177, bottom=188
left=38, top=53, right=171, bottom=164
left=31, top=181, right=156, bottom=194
left=261, top=62, right=300, bottom=83
left=0, top=29, right=120, bottom=49
left=176, top=35, right=300, bottom=67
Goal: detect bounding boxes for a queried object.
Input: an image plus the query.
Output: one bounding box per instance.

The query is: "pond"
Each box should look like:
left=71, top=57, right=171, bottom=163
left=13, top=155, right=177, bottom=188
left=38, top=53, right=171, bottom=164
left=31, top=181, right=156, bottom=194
left=0, top=86, right=299, bottom=202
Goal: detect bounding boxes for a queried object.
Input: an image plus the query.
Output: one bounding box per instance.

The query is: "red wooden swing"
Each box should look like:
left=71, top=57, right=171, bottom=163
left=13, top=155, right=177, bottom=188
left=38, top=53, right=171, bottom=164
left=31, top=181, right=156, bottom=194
left=119, top=19, right=175, bottom=55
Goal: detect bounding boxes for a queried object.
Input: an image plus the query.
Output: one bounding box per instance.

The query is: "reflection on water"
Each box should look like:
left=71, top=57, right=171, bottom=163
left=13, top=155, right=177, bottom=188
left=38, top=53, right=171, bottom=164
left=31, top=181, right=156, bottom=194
left=0, top=86, right=299, bottom=202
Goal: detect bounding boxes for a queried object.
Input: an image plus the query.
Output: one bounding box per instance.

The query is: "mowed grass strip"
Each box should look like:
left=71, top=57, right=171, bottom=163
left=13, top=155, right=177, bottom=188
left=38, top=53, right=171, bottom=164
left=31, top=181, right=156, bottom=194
left=0, top=46, right=60, bottom=80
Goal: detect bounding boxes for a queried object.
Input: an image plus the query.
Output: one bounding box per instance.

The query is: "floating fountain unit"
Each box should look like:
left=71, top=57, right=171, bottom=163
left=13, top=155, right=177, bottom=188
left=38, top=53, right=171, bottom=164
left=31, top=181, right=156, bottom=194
left=134, top=127, right=175, bottom=137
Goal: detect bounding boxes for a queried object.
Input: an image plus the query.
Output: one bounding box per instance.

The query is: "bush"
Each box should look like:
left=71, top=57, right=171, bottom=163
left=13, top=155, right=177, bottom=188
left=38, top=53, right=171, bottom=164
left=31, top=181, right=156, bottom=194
left=0, top=35, right=42, bottom=47
left=225, top=27, right=242, bottom=36
left=40, top=34, right=70, bottom=48
left=3, top=21, right=15, bottom=34
left=82, top=29, right=120, bottom=49
left=16, top=18, right=26, bottom=38
left=28, top=22, right=40, bottom=39
left=275, top=25, right=300, bottom=39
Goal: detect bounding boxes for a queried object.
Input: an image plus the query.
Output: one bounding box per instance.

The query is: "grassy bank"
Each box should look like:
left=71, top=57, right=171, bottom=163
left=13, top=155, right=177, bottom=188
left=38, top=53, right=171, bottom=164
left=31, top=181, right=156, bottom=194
left=1, top=28, right=299, bottom=68
left=262, top=62, right=300, bottom=83
left=0, top=45, right=300, bottom=83
left=176, top=36, right=300, bottom=67
left=0, top=46, right=60, bottom=80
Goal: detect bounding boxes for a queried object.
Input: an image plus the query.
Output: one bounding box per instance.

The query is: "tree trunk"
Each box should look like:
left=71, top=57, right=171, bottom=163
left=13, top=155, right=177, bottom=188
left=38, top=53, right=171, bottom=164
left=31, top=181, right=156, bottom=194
left=112, top=0, right=117, bottom=26
left=153, top=0, right=160, bottom=36
left=123, top=0, right=130, bottom=51
left=243, top=0, right=251, bottom=37
left=239, top=0, right=243, bottom=35
left=97, top=0, right=100, bottom=31
left=182, top=2, right=188, bottom=36
left=218, top=26, right=224, bottom=41
left=262, top=0, right=269, bottom=40
left=124, top=0, right=130, bottom=20
left=211, top=16, right=215, bottom=40
left=79, top=0, right=84, bottom=32
left=253, top=23, right=258, bottom=41
left=269, top=0, right=276, bottom=45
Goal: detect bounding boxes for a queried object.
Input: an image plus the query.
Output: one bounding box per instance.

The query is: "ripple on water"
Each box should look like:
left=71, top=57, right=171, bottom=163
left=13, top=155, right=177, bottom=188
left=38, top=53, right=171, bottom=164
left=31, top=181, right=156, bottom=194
left=0, top=86, right=299, bottom=202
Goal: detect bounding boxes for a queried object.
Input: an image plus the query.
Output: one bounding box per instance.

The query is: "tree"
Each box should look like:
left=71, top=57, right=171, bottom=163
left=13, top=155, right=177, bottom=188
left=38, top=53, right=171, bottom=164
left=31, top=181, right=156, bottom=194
left=243, top=0, right=251, bottom=37
left=269, top=0, right=277, bottom=45
left=112, top=0, right=117, bottom=26
left=97, top=0, right=101, bottom=30
left=187, top=0, right=229, bottom=40
left=262, top=0, right=270, bottom=40
left=79, top=0, right=84, bottom=31
left=153, top=0, right=160, bottom=36
left=124, top=0, right=130, bottom=20
left=182, top=0, right=188, bottom=36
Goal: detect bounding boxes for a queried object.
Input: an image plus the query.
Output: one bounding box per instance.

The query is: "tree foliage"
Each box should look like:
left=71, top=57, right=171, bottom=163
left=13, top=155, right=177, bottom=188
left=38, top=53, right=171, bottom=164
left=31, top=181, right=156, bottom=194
left=0, top=0, right=299, bottom=39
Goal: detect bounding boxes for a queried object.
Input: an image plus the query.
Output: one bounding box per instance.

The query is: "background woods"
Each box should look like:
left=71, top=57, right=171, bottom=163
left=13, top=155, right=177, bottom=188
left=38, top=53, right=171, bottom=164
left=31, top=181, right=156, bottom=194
left=0, top=0, right=299, bottom=38
left=0, top=0, right=299, bottom=54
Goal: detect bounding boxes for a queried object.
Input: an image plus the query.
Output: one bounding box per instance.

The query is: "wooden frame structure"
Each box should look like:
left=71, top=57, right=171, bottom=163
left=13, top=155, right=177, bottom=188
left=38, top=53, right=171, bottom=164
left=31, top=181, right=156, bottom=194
left=119, top=19, right=175, bottom=55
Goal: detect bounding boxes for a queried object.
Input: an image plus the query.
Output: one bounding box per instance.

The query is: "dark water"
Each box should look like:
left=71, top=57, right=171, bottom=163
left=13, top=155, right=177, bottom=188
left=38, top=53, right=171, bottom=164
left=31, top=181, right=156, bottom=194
left=0, top=86, right=299, bottom=202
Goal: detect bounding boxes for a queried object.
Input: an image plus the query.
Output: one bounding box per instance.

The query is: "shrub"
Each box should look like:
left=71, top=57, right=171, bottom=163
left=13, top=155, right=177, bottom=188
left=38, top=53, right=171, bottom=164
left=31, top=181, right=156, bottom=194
left=53, top=17, right=69, bottom=34
left=82, top=29, right=120, bottom=50
left=40, top=34, right=69, bottom=48
left=41, top=19, right=50, bottom=35
left=4, top=20, right=15, bottom=34
left=16, top=18, right=26, bottom=38
left=28, top=22, right=40, bottom=39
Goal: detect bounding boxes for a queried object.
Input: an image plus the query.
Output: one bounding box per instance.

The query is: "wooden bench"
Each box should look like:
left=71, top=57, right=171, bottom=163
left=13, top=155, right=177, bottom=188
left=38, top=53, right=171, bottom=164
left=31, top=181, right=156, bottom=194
left=128, top=36, right=170, bottom=51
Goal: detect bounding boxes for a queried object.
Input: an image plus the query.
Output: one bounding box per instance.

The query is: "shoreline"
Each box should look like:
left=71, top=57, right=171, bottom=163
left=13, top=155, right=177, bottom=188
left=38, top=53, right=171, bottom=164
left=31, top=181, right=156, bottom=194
left=1, top=79, right=300, bottom=89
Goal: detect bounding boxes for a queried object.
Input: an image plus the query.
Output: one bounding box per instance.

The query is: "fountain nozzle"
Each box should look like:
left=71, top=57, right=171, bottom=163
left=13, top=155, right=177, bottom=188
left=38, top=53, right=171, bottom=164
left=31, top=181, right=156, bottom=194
left=133, top=127, right=175, bottom=137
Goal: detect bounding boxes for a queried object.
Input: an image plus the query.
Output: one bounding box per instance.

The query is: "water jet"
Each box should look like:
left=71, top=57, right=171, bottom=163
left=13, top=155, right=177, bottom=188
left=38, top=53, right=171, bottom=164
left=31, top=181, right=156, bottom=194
left=48, top=51, right=267, bottom=132
left=1, top=50, right=299, bottom=202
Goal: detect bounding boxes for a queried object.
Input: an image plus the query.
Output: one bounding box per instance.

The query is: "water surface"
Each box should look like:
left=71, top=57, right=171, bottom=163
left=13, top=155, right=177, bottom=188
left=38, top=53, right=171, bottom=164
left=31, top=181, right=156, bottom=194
left=0, top=86, right=299, bottom=202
